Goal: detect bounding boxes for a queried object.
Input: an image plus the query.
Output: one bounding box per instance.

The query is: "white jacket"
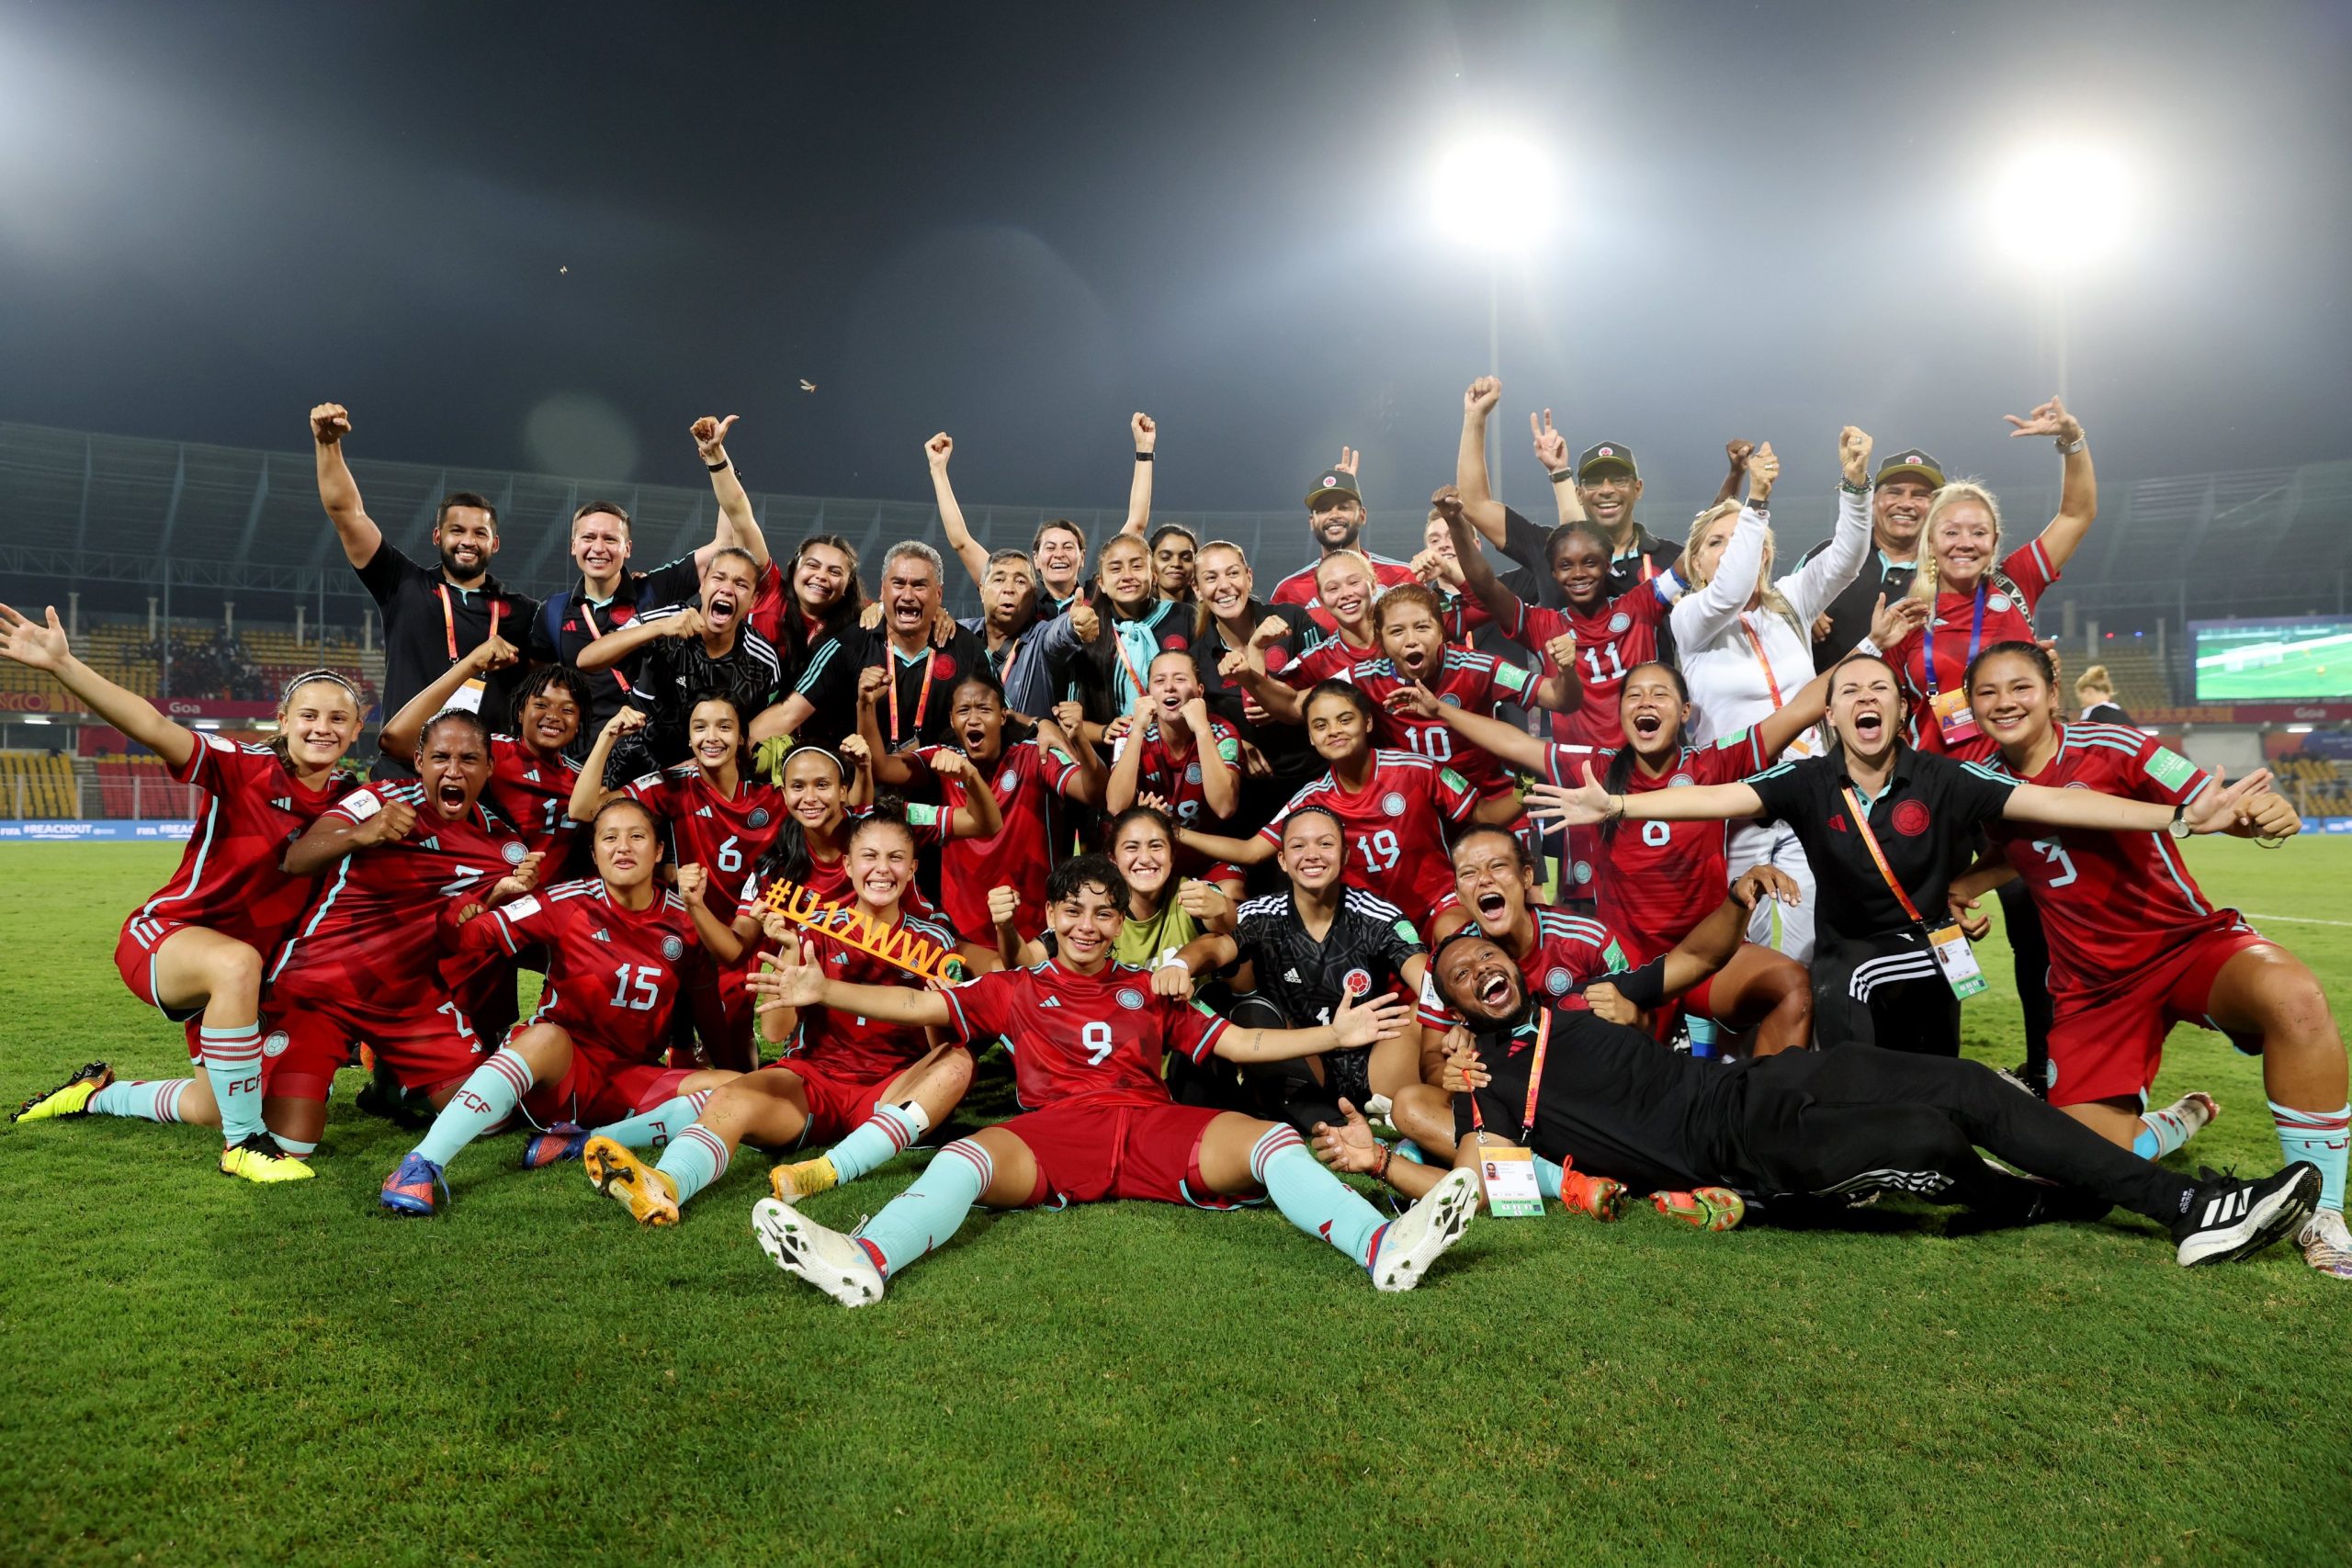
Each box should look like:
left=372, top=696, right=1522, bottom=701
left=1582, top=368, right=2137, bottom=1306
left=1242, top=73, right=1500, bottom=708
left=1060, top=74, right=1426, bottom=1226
left=1669, top=488, right=1870, bottom=750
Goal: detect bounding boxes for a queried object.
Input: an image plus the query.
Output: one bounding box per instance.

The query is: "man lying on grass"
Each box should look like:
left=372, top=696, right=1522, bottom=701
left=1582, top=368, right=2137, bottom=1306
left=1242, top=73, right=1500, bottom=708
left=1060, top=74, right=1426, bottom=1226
left=748, top=853, right=1479, bottom=1306
left=1312, top=927, right=2320, bottom=1269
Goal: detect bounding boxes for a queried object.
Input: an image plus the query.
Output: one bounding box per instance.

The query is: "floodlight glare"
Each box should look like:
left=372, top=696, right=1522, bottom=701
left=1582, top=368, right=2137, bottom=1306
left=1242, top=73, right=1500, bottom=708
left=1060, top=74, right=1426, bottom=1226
left=1432, top=133, right=1558, bottom=249
left=1989, top=144, right=2134, bottom=271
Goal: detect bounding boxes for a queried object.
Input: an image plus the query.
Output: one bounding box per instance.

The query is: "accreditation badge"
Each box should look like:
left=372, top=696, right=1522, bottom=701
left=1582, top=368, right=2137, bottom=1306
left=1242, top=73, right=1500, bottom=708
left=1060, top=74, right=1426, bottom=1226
left=447, top=677, right=488, bottom=715
left=1929, top=687, right=1978, bottom=746
left=1478, top=1145, right=1545, bottom=1217
left=1926, top=923, right=1989, bottom=1000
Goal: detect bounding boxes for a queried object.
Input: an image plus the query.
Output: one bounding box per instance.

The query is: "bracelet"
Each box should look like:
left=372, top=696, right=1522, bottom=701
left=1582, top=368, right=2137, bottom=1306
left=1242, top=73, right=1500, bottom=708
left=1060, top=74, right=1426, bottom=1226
left=1851, top=635, right=1883, bottom=658
left=2055, top=433, right=2086, bottom=455
left=1548, top=468, right=1573, bottom=485
left=1749, top=501, right=1771, bottom=515
left=706, top=458, right=729, bottom=473
left=1135, top=451, right=1154, bottom=462
left=1605, top=794, right=1625, bottom=823
left=1374, top=1144, right=1393, bottom=1181
left=1838, top=479, right=1870, bottom=495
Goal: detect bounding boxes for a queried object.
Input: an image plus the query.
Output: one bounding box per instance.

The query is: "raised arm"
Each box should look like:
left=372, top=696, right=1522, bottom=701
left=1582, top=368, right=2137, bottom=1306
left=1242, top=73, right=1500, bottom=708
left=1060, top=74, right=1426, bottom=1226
left=380, top=635, right=517, bottom=761
left=1668, top=445, right=1779, bottom=648
left=758, top=952, right=957, bottom=1032
left=1039, top=703, right=1108, bottom=807
left=1435, top=491, right=1525, bottom=626
left=283, top=792, right=414, bottom=877
left=1779, top=429, right=1873, bottom=622
left=1102, top=692, right=1153, bottom=815
left=577, top=605, right=691, bottom=673
left=1184, top=699, right=1239, bottom=819
left=1119, top=413, right=1157, bottom=539
left=1391, top=682, right=1550, bottom=775
left=1528, top=757, right=1768, bottom=828
left=310, top=403, right=384, bottom=570
left=926, top=750, right=1005, bottom=839
left=1452, top=378, right=1511, bottom=547
left=1709, top=440, right=1753, bottom=508
left=0, top=604, right=195, bottom=771
left=1532, top=409, right=1589, bottom=527
left=2007, top=396, right=2096, bottom=572
left=568, top=709, right=644, bottom=821
left=693, top=415, right=769, bottom=570
left=923, top=433, right=990, bottom=588
left=2003, top=768, right=2280, bottom=838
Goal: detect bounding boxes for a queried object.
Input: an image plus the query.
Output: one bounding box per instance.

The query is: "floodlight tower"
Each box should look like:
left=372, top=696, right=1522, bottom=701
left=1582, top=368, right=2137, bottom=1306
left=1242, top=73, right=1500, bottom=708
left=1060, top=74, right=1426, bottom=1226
left=1988, top=144, right=2135, bottom=400
left=1434, top=133, right=1558, bottom=509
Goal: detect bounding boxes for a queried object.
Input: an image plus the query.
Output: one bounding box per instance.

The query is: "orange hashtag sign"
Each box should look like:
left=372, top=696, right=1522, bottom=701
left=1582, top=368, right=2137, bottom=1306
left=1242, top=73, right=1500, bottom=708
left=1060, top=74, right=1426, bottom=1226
left=756, top=877, right=969, bottom=985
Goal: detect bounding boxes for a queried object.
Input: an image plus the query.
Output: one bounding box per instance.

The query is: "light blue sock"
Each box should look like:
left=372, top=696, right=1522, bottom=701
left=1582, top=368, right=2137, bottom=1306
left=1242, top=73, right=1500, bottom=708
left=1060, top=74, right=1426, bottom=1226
left=2271, top=1100, right=2349, bottom=1212
left=1251, top=1125, right=1385, bottom=1269
left=654, top=1124, right=731, bottom=1206
left=90, top=1079, right=193, bottom=1123
left=590, top=1090, right=712, bottom=1151
left=275, top=1132, right=317, bottom=1156
left=1686, top=1017, right=1721, bottom=1060
left=1535, top=1155, right=1566, bottom=1201
left=1394, top=1140, right=1428, bottom=1166
left=198, top=1023, right=266, bottom=1142
left=826, top=1101, right=927, bottom=1185
left=413, top=1048, right=534, bottom=1168
left=854, top=1137, right=990, bottom=1278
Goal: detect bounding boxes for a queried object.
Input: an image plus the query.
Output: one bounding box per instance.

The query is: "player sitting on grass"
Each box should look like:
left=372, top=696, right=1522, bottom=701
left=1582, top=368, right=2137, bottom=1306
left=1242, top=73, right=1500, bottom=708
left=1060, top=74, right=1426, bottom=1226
left=1317, top=925, right=2321, bottom=1268
left=581, top=808, right=979, bottom=1224
left=746, top=854, right=1479, bottom=1307
left=379, top=796, right=740, bottom=1215
left=5, top=604, right=366, bottom=1182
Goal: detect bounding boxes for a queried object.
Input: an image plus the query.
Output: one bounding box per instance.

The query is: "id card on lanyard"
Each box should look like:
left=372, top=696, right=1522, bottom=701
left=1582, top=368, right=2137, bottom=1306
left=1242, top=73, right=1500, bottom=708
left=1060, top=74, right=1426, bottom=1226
left=885, top=644, right=936, bottom=750
left=1738, top=614, right=1816, bottom=758
left=1840, top=784, right=1986, bottom=999
left=1921, top=587, right=1985, bottom=747
left=439, top=584, right=500, bottom=714
left=1471, top=1010, right=1552, bottom=1217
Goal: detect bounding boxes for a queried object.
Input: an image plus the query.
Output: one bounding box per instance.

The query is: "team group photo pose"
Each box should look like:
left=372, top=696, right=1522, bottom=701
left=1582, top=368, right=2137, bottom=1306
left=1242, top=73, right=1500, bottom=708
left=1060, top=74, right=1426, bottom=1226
left=6, top=10, right=2348, bottom=1560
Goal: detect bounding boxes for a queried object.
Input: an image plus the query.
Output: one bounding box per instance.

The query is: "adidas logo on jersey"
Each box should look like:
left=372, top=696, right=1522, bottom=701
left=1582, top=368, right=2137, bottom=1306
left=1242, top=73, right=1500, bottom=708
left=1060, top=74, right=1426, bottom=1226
left=591, top=929, right=612, bottom=943
left=1284, top=968, right=1303, bottom=983
left=1039, top=996, right=1063, bottom=1008
left=695, top=807, right=715, bottom=818
left=420, top=836, right=440, bottom=852
left=269, top=797, right=294, bottom=811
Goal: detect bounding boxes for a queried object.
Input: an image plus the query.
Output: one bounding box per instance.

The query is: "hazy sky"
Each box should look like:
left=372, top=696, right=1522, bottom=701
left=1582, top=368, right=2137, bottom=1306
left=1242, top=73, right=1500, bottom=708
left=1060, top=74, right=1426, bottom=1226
left=4, top=0, right=2346, bottom=513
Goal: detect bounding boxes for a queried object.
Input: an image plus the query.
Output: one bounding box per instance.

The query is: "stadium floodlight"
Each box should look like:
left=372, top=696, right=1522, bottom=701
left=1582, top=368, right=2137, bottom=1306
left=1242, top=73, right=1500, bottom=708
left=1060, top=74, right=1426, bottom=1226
left=1431, top=132, right=1559, bottom=251
left=1988, top=143, right=2135, bottom=272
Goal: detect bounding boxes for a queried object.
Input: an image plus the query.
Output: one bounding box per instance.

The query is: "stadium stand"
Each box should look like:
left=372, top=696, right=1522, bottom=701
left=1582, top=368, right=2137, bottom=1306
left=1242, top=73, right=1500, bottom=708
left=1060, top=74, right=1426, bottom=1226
left=0, top=750, right=77, bottom=818
left=2079, top=643, right=2174, bottom=712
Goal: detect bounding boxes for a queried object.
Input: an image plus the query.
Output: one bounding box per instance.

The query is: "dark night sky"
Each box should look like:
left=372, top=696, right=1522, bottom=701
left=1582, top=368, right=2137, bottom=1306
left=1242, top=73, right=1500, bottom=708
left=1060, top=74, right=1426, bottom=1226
left=3, top=0, right=2347, bottom=513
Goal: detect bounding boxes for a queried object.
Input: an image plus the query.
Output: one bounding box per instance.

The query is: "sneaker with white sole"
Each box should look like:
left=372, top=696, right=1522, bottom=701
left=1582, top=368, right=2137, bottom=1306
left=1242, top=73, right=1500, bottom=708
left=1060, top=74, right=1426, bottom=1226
left=2171, top=1163, right=2320, bottom=1268
left=2299, top=1206, right=2352, bottom=1280
left=1367, top=1166, right=1476, bottom=1292
left=752, top=1197, right=886, bottom=1307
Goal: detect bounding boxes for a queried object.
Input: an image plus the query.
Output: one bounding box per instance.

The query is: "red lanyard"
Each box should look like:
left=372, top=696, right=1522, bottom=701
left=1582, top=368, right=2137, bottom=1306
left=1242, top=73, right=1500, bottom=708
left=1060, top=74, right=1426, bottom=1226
left=1740, top=611, right=1787, bottom=709
left=439, top=583, right=499, bottom=664
left=886, top=646, right=932, bottom=746
left=1840, top=785, right=1928, bottom=924
left=579, top=595, right=634, bottom=694
left=1518, top=1008, right=1554, bottom=1144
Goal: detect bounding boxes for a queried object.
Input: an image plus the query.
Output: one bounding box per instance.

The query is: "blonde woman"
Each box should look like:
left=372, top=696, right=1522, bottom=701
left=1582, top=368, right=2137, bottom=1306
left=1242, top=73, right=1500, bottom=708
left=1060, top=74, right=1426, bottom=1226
left=1666, top=431, right=1882, bottom=962
left=2075, top=664, right=2131, bottom=725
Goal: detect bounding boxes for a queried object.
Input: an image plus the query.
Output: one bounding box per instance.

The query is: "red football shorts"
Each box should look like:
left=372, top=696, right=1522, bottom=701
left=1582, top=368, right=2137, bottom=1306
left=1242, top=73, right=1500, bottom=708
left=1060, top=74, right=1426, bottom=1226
left=1000, top=1099, right=1249, bottom=1210
left=263, top=977, right=483, bottom=1096
left=763, top=1058, right=899, bottom=1145
left=2046, top=921, right=2271, bottom=1110
left=115, top=917, right=204, bottom=1026
left=526, top=1047, right=695, bottom=1128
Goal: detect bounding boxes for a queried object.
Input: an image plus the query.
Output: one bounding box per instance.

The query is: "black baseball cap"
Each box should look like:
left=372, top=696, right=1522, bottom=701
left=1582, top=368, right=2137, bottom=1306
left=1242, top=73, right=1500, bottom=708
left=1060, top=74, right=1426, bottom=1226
left=1575, top=442, right=1639, bottom=480
left=1875, top=448, right=1945, bottom=489
left=1305, top=468, right=1363, bottom=508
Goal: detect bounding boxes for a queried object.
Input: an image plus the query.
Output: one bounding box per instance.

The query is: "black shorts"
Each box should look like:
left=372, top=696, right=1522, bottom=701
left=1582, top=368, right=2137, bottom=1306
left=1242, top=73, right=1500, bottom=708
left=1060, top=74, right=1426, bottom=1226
left=1809, top=928, right=1961, bottom=1055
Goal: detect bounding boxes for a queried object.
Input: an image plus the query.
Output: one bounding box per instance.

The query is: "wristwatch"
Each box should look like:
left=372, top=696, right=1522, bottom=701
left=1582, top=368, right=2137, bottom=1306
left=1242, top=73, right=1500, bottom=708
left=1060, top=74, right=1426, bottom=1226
left=2167, top=802, right=2191, bottom=839
left=2055, top=432, right=2086, bottom=455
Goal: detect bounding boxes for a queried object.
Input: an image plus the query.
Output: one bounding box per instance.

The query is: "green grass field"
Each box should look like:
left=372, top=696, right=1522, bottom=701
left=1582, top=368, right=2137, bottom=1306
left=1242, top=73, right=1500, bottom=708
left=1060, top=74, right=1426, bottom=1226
left=4, top=842, right=2349, bottom=1566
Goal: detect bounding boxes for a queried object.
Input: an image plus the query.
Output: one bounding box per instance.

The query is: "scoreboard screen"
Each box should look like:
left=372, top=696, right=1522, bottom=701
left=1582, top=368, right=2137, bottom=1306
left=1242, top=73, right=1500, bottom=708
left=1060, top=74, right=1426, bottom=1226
left=2191, top=616, right=2352, bottom=701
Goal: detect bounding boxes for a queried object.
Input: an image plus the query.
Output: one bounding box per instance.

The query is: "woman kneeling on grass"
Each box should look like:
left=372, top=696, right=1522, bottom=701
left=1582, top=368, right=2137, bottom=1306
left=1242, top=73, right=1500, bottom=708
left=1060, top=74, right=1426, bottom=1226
left=582, top=808, right=981, bottom=1225
left=7, top=602, right=365, bottom=1183
left=379, top=795, right=741, bottom=1214
left=1953, top=639, right=2349, bottom=1279
left=748, top=853, right=1480, bottom=1308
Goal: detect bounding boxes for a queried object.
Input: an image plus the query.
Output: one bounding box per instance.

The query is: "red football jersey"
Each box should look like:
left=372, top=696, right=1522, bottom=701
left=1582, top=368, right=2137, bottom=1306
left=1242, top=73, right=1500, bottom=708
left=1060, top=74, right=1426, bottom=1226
left=778, top=905, right=963, bottom=1083
left=1269, top=553, right=1423, bottom=634
left=1542, top=728, right=1773, bottom=964
left=941, top=958, right=1227, bottom=1111
left=1889, top=539, right=2059, bottom=754
left=1417, top=904, right=1629, bottom=1028
left=1981, top=723, right=2232, bottom=997
left=1344, top=647, right=1533, bottom=798
left=1494, top=579, right=1674, bottom=751
left=913, top=739, right=1082, bottom=939
left=124, top=733, right=357, bottom=957
left=268, top=781, right=533, bottom=998
left=1280, top=630, right=1381, bottom=689
left=1258, top=750, right=1479, bottom=916
left=489, top=735, right=583, bottom=864
left=1113, top=716, right=1242, bottom=828
left=623, top=764, right=787, bottom=922
left=459, top=876, right=705, bottom=1060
